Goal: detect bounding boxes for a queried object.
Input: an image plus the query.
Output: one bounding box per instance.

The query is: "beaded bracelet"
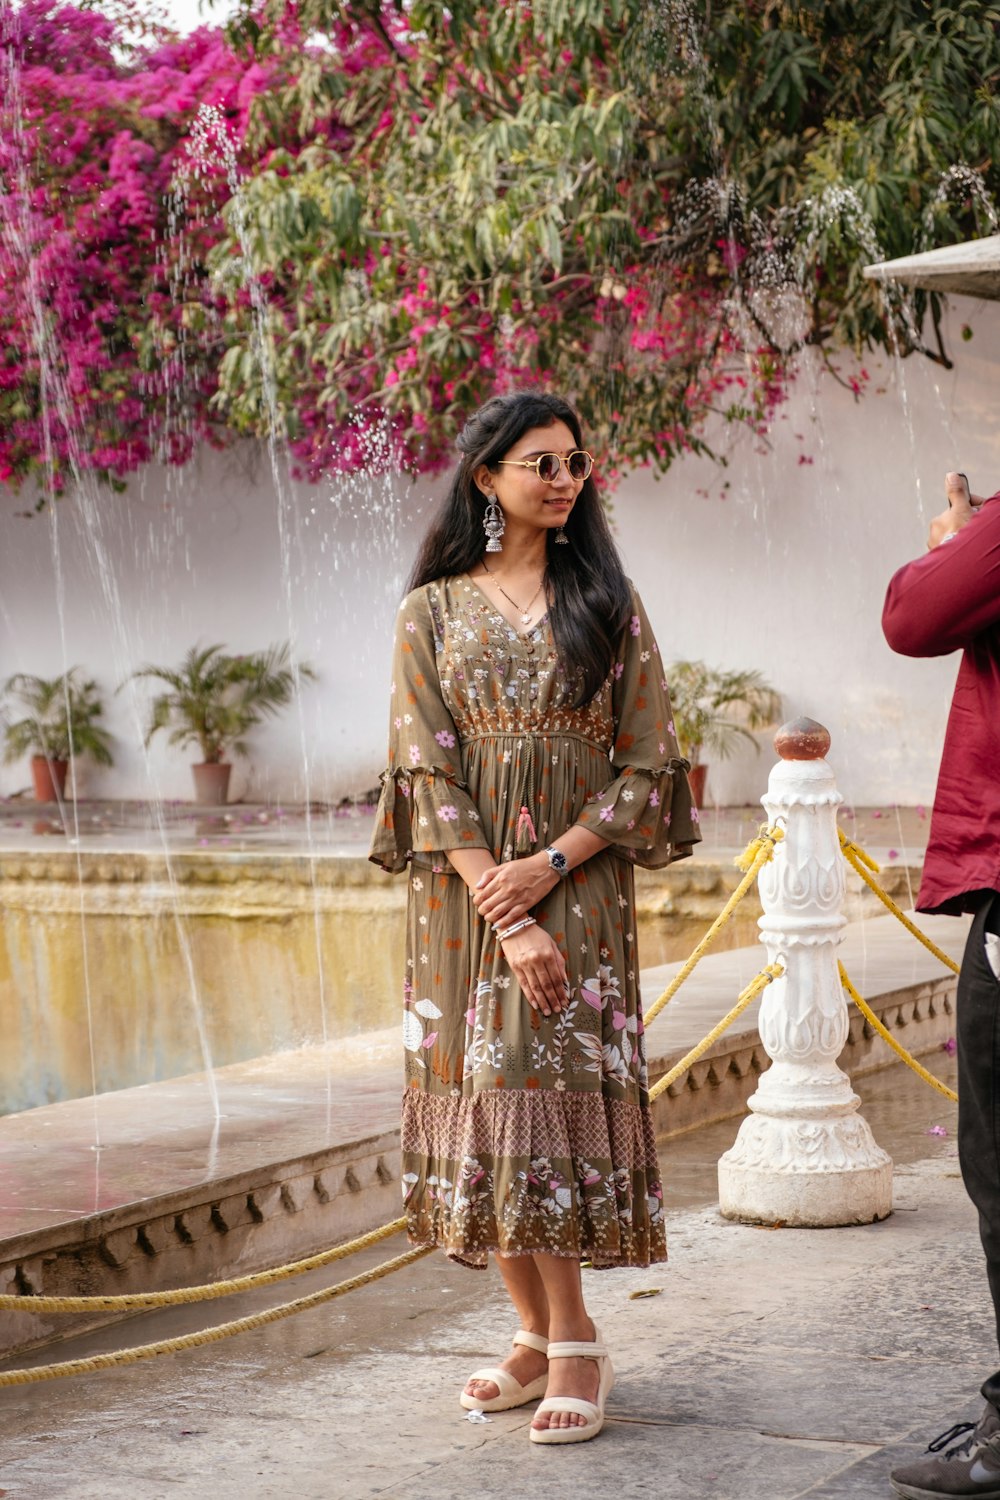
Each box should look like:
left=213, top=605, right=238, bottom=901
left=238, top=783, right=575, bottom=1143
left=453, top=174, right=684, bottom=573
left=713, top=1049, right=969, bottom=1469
left=495, top=916, right=537, bottom=942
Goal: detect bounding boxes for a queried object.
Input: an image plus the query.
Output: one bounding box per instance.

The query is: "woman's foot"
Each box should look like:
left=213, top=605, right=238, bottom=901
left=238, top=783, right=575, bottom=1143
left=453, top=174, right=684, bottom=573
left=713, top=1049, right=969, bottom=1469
left=461, top=1329, right=549, bottom=1410
left=531, top=1320, right=603, bottom=1434
left=527, top=1326, right=614, bottom=1440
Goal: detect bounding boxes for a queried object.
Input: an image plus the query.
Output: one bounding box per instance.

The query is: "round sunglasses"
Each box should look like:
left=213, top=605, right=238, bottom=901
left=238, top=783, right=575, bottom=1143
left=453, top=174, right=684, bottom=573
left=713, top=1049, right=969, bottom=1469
left=495, top=450, right=594, bottom=483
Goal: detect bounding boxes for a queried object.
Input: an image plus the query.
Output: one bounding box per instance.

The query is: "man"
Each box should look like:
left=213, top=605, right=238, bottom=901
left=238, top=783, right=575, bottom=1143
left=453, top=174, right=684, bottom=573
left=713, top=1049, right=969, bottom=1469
left=883, top=472, right=1000, bottom=1499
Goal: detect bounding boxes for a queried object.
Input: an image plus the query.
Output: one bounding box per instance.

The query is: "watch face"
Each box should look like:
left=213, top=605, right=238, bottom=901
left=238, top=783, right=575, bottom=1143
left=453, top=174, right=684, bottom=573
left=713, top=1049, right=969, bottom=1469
left=547, top=847, right=568, bottom=873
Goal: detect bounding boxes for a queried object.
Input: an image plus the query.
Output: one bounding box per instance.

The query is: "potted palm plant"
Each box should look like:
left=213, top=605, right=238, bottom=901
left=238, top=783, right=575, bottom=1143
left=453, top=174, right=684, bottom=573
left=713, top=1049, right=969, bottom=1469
left=128, top=642, right=316, bottom=806
left=2, top=669, right=114, bottom=802
left=666, top=660, right=781, bottom=809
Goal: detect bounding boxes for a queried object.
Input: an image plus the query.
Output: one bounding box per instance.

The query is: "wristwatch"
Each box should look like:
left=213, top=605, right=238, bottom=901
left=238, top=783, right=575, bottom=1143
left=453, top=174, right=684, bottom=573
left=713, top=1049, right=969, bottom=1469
left=544, top=845, right=570, bottom=877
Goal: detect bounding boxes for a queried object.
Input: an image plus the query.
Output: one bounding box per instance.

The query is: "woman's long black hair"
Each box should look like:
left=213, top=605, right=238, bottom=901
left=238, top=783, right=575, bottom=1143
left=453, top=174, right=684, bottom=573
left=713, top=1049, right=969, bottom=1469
left=408, top=392, right=632, bottom=707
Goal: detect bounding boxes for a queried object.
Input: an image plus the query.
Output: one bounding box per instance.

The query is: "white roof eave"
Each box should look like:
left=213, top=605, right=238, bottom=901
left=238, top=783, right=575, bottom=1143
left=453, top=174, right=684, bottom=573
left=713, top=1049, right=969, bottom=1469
left=863, top=234, right=1000, bottom=301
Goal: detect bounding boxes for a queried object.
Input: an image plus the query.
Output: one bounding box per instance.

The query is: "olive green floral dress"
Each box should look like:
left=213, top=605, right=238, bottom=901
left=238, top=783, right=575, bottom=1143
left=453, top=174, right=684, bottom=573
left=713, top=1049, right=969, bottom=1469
left=369, top=574, right=700, bottom=1269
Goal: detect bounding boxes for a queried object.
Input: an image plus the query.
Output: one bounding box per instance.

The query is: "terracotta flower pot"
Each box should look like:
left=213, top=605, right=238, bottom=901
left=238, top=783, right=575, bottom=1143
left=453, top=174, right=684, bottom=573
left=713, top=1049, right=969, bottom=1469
left=31, top=755, right=69, bottom=803
left=192, top=762, right=232, bottom=806
left=687, top=762, right=708, bottom=810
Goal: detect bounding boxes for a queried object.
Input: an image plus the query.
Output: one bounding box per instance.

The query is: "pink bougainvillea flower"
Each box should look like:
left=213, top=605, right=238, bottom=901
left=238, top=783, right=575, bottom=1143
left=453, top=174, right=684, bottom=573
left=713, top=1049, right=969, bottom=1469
left=0, top=0, right=804, bottom=496
left=0, top=1, right=276, bottom=495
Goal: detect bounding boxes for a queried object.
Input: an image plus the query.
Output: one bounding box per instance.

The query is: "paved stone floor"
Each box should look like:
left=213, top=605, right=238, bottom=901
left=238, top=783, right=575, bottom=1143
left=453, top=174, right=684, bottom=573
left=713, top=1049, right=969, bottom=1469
left=0, top=1053, right=992, bottom=1500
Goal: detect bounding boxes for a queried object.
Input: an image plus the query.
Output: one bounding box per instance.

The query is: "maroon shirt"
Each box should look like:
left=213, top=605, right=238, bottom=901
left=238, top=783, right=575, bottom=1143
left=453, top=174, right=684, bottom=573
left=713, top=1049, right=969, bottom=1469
left=882, top=492, right=1000, bottom=915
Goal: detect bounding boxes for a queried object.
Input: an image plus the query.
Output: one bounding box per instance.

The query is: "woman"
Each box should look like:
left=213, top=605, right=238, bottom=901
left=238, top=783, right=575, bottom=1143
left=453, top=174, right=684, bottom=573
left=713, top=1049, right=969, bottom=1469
left=370, top=391, right=699, bottom=1444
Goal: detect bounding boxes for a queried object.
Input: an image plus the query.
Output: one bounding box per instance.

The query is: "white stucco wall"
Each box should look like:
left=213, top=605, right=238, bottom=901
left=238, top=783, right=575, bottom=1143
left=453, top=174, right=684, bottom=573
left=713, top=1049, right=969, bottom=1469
left=2, top=299, right=998, bottom=808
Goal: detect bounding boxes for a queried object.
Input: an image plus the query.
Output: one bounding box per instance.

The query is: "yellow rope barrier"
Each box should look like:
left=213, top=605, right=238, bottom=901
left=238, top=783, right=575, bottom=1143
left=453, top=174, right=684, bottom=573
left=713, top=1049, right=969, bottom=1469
left=839, top=961, right=958, bottom=1104
left=838, top=830, right=961, bottom=976
left=643, top=824, right=784, bottom=1030
left=648, top=963, right=784, bottom=1102
left=0, top=1244, right=433, bottom=1388
left=0, top=1216, right=409, bottom=1314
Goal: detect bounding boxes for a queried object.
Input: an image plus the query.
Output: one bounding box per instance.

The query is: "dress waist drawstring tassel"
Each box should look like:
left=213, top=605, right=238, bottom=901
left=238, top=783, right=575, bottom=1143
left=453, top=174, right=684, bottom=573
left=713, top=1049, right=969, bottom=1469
left=515, top=804, right=537, bottom=852
left=514, top=736, right=539, bottom=855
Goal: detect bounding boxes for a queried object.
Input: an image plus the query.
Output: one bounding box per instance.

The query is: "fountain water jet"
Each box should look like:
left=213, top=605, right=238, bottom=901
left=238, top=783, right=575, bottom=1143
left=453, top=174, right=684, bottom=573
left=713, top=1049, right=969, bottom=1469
left=0, top=2, right=222, bottom=1129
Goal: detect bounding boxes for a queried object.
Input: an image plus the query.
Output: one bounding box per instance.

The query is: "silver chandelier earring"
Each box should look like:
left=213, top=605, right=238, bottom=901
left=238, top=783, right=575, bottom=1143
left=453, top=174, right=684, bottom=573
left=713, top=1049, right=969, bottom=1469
left=483, top=492, right=505, bottom=552
left=554, top=526, right=568, bottom=545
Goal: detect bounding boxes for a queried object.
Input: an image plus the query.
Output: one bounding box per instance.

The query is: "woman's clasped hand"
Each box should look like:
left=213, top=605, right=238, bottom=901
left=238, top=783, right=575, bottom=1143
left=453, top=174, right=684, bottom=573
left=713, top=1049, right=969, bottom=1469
left=497, top=923, right=570, bottom=1016
left=472, top=851, right=557, bottom=926
left=473, top=854, right=568, bottom=1014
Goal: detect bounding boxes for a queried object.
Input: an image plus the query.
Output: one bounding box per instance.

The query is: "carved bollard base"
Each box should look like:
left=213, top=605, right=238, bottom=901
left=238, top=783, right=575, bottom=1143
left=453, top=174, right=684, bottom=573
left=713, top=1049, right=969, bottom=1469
left=718, top=1162, right=893, bottom=1226
left=718, top=1113, right=893, bottom=1226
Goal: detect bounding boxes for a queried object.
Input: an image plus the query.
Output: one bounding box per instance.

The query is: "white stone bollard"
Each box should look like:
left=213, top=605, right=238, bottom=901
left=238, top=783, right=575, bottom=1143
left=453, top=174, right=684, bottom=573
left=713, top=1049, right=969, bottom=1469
left=717, top=718, right=893, bottom=1226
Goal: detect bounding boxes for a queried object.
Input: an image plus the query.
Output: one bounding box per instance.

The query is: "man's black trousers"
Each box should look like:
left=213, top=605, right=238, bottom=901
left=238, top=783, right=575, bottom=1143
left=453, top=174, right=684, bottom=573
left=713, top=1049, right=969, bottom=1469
left=957, top=892, right=1000, bottom=1357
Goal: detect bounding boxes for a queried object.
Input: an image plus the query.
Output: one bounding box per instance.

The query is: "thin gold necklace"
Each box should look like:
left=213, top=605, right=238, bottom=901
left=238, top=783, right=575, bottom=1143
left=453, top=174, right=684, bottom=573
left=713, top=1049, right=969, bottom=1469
left=481, top=559, right=545, bottom=625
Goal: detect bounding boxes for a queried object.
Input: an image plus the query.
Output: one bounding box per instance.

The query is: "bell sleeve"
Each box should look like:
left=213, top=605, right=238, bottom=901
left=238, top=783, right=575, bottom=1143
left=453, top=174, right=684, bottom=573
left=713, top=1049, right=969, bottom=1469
left=369, top=585, right=490, bottom=875
left=575, top=592, right=701, bottom=868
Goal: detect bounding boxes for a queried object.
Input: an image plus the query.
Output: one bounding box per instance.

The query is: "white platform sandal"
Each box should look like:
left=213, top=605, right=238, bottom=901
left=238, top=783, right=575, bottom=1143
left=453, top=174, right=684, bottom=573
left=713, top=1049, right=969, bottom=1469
left=529, top=1329, right=614, bottom=1445
left=459, top=1329, right=550, bottom=1412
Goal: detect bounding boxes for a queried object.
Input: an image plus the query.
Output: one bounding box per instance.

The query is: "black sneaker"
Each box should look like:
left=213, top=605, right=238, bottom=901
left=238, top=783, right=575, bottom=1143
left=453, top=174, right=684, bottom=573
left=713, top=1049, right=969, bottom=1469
left=891, top=1400, right=1000, bottom=1497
